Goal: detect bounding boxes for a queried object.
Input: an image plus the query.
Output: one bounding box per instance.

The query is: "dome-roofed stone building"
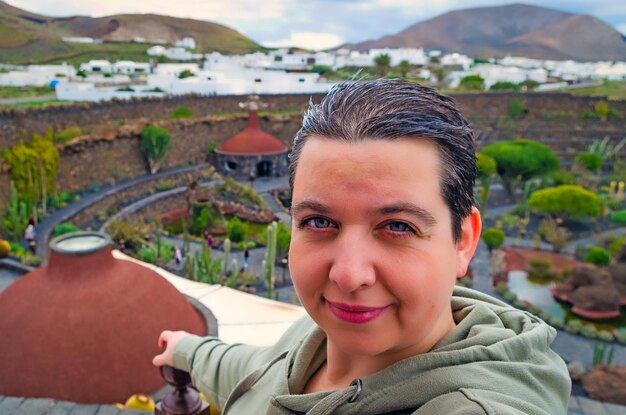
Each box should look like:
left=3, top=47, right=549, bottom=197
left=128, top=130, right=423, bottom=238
left=0, top=232, right=209, bottom=403
left=213, top=95, right=289, bottom=180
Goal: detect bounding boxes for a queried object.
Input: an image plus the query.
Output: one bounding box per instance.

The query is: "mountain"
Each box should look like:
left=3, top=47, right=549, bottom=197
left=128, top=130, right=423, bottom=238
left=0, top=1, right=261, bottom=64
left=343, top=3, right=626, bottom=61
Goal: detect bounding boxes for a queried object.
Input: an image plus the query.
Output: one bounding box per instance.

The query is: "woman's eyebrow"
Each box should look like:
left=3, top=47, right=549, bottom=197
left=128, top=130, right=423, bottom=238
left=291, top=200, right=332, bottom=217
left=377, top=203, right=437, bottom=226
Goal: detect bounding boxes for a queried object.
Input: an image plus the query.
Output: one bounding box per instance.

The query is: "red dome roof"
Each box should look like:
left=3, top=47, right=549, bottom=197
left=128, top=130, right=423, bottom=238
left=217, top=111, right=288, bottom=155
left=0, top=232, right=207, bottom=403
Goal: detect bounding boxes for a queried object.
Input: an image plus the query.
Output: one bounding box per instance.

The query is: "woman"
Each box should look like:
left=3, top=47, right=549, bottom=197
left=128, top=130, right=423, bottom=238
left=153, top=79, right=570, bottom=415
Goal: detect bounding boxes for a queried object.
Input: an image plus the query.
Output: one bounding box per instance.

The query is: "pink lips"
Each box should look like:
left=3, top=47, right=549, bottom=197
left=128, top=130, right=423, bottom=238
left=325, top=299, right=389, bottom=324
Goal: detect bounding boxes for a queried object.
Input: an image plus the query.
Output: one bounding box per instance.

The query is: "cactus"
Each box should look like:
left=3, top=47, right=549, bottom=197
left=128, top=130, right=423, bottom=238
left=183, top=253, right=195, bottom=280
left=2, top=181, right=29, bottom=242
left=225, top=258, right=240, bottom=287
left=222, top=238, right=231, bottom=274
left=593, top=342, right=615, bottom=366
left=194, top=245, right=222, bottom=284
left=181, top=226, right=190, bottom=257
left=264, top=222, right=277, bottom=299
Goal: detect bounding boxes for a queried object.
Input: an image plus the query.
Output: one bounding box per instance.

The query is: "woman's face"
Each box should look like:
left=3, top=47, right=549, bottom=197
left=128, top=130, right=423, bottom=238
left=289, top=136, right=480, bottom=361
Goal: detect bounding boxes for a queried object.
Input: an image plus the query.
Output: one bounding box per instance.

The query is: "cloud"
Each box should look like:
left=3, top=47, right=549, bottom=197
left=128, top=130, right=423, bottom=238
left=263, top=32, right=344, bottom=50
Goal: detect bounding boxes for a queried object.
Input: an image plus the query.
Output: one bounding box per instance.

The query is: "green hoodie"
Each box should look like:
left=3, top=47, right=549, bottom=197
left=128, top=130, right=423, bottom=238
left=173, top=287, right=571, bottom=414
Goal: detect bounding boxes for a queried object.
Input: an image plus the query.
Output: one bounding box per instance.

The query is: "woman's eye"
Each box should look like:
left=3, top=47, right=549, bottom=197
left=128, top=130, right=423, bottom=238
left=385, top=221, right=415, bottom=234
left=302, top=217, right=333, bottom=229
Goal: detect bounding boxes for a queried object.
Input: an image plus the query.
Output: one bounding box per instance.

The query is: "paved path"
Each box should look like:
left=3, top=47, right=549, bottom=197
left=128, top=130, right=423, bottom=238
left=34, top=163, right=211, bottom=262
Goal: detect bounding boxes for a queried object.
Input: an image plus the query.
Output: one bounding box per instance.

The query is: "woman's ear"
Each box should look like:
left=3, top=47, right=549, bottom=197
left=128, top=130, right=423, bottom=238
left=456, top=207, right=482, bottom=278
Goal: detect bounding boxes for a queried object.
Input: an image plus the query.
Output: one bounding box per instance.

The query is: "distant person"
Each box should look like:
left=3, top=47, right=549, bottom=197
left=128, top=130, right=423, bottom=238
left=24, top=218, right=36, bottom=255
left=153, top=79, right=570, bottom=414
left=174, top=247, right=183, bottom=267
left=243, top=248, right=250, bottom=269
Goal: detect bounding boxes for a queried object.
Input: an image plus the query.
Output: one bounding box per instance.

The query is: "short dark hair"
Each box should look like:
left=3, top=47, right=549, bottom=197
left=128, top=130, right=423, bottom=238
left=289, top=79, right=476, bottom=242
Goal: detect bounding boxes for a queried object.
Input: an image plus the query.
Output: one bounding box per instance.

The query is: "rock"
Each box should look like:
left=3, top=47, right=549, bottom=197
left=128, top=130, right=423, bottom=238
left=582, top=365, right=626, bottom=405
left=569, top=264, right=613, bottom=287
left=567, top=361, right=586, bottom=381
left=570, top=285, right=620, bottom=312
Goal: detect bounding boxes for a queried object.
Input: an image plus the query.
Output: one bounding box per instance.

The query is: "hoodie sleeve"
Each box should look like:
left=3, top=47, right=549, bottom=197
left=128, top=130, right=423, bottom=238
left=171, top=316, right=318, bottom=411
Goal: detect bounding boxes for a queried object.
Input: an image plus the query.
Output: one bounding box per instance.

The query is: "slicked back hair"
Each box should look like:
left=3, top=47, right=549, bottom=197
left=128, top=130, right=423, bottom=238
left=288, top=79, right=477, bottom=242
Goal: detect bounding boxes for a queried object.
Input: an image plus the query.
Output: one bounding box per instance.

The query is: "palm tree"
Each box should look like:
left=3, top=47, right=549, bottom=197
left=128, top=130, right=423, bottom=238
left=374, top=53, right=391, bottom=77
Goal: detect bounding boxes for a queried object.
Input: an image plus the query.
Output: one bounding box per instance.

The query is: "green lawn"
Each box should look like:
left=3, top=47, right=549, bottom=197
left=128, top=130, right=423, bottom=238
left=561, top=80, right=626, bottom=101
left=0, top=86, right=55, bottom=99
left=0, top=99, right=74, bottom=108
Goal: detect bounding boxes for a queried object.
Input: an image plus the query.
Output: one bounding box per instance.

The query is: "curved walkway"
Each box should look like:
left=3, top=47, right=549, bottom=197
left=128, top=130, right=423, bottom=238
left=34, top=163, right=211, bottom=261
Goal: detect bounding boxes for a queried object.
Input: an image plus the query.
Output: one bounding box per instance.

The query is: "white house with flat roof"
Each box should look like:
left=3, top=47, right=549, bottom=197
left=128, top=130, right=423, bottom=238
left=80, top=60, right=113, bottom=73
left=0, top=64, right=76, bottom=86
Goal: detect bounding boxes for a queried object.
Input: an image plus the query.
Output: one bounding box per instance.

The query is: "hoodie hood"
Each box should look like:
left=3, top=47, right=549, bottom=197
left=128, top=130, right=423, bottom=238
left=263, top=286, right=570, bottom=415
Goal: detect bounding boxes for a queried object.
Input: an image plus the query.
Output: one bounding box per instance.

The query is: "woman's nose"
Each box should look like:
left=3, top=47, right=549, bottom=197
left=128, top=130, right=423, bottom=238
left=328, top=230, right=376, bottom=292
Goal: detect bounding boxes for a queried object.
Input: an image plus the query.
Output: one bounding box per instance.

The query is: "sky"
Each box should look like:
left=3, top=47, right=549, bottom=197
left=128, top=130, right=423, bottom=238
left=6, top=0, right=626, bottom=50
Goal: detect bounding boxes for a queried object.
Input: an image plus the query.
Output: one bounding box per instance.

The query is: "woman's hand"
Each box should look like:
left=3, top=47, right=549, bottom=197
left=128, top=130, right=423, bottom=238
left=152, top=330, right=189, bottom=367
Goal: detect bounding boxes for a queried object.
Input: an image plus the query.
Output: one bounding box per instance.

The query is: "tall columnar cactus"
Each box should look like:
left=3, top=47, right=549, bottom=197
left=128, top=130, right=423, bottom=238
left=222, top=238, right=231, bottom=274
left=264, top=222, right=278, bottom=299
left=225, top=258, right=240, bottom=287
left=183, top=253, right=195, bottom=280
left=181, top=228, right=190, bottom=257
left=3, top=181, right=29, bottom=242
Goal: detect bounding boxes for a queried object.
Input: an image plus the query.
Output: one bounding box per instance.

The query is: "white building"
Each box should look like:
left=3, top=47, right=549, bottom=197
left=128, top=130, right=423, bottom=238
left=62, top=37, right=102, bottom=44
left=147, top=46, right=166, bottom=56
left=80, top=60, right=113, bottom=73
left=441, top=53, right=473, bottom=71
left=175, top=37, right=196, bottom=50
left=0, top=64, right=76, bottom=86
left=55, top=81, right=165, bottom=102
left=112, top=61, right=151, bottom=74
left=447, top=64, right=548, bottom=89
left=155, top=63, right=200, bottom=77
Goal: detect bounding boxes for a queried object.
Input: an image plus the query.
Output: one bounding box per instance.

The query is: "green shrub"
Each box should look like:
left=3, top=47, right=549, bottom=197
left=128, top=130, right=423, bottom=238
left=227, top=217, right=246, bottom=243
left=564, top=320, right=582, bottom=334
left=584, top=246, right=611, bottom=266
left=574, top=152, right=603, bottom=172
left=528, top=258, right=552, bottom=279
left=156, top=180, right=176, bottom=192
left=608, top=236, right=626, bottom=256
left=528, top=185, right=601, bottom=221
left=503, top=291, right=517, bottom=302
left=616, top=330, right=626, bottom=344
left=54, top=126, right=82, bottom=143
left=8, top=241, right=27, bottom=257
left=549, top=170, right=576, bottom=186
left=458, top=75, right=485, bottom=91
left=507, top=97, right=526, bottom=120
left=137, top=247, right=157, bottom=264
left=481, top=228, right=506, bottom=252
left=171, top=106, right=193, bottom=119
left=53, top=223, right=79, bottom=237
left=580, top=325, right=598, bottom=338
left=141, top=125, right=172, bottom=174
left=597, top=331, right=614, bottom=342
left=490, top=81, right=520, bottom=91
left=610, top=210, right=626, bottom=224
left=495, top=282, right=509, bottom=295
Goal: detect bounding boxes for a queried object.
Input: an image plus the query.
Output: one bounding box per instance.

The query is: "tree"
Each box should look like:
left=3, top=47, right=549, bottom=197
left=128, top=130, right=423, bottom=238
left=482, top=139, right=559, bottom=196
left=528, top=185, right=601, bottom=222
left=1, top=129, right=59, bottom=218
left=482, top=228, right=505, bottom=252
left=476, top=152, right=496, bottom=215
left=458, top=75, right=485, bottom=91
left=374, top=53, right=391, bottom=77
left=140, top=125, right=172, bottom=174
left=178, top=69, right=195, bottom=79
left=397, top=60, right=411, bottom=78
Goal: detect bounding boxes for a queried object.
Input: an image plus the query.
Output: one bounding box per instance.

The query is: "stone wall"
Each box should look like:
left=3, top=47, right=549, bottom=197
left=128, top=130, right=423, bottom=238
left=1, top=92, right=625, bottom=206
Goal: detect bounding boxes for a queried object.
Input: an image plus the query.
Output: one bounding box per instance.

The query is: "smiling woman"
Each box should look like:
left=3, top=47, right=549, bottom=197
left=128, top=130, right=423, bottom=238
left=153, top=79, right=571, bottom=415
